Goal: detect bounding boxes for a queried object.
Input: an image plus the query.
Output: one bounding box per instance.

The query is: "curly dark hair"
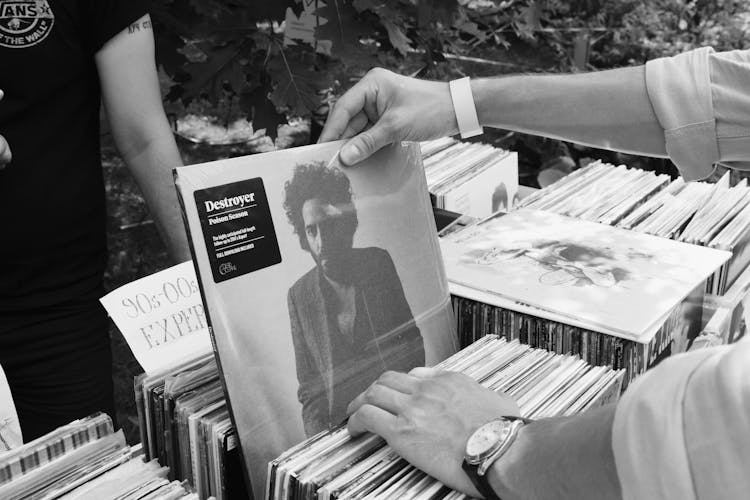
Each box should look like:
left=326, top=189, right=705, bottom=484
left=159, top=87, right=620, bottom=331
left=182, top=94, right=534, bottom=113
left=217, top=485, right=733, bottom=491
left=283, top=161, right=358, bottom=251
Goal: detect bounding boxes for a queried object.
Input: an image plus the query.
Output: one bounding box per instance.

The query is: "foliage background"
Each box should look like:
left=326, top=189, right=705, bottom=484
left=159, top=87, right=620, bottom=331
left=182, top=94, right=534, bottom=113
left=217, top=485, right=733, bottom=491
left=107, top=0, right=750, bottom=443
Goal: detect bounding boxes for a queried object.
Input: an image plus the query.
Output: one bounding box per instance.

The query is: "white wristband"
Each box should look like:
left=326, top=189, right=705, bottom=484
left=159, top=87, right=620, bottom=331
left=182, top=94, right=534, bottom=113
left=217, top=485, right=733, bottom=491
left=449, top=77, right=483, bottom=139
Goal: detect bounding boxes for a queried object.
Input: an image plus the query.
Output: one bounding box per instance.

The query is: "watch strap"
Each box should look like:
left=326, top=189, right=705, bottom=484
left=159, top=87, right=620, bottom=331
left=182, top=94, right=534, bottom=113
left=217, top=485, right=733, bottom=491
left=462, top=460, right=502, bottom=500
left=462, top=416, right=532, bottom=499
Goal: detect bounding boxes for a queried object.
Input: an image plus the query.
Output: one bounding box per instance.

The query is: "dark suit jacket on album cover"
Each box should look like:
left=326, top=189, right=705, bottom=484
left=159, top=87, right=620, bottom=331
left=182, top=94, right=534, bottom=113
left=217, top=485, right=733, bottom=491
left=287, top=247, right=425, bottom=436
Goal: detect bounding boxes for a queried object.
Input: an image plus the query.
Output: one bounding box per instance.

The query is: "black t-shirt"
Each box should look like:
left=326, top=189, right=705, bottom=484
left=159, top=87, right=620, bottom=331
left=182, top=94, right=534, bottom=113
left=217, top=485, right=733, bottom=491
left=0, top=0, right=147, bottom=311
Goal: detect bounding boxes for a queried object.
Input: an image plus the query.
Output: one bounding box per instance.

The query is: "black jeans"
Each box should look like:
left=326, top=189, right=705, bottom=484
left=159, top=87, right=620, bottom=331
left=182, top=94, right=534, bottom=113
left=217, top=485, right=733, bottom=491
left=0, top=298, right=116, bottom=442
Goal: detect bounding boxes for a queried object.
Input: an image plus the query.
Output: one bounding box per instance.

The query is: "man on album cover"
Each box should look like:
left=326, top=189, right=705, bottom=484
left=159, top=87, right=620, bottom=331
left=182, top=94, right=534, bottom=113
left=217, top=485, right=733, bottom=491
left=283, top=162, right=425, bottom=436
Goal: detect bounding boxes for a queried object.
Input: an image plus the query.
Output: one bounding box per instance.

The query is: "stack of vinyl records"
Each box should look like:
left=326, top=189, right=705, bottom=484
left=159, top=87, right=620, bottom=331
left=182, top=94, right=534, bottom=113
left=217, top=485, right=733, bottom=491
left=518, top=161, right=750, bottom=295
left=0, top=413, right=197, bottom=499
left=420, top=138, right=518, bottom=218
left=135, top=354, right=248, bottom=500
left=266, top=335, right=624, bottom=500
left=442, top=207, right=730, bottom=389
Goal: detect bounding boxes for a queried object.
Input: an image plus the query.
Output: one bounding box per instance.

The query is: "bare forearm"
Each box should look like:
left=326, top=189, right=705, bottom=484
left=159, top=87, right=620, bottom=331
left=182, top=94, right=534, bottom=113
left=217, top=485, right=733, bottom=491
left=120, top=136, right=191, bottom=263
left=489, top=404, right=621, bottom=500
left=472, top=66, right=667, bottom=158
left=96, top=15, right=192, bottom=264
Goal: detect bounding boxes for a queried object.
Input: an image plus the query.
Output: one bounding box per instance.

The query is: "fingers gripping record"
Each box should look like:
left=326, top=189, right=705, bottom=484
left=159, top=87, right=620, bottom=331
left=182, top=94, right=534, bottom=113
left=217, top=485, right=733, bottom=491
left=347, top=371, right=421, bottom=416
left=339, top=110, right=369, bottom=140
left=340, top=124, right=392, bottom=166
left=346, top=370, right=426, bottom=438
left=319, top=68, right=459, bottom=166
left=347, top=403, right=397, bottom=438
left=319, top=74, right=376, bottom=144
left=345, top=367, right=515, bottom=496
left=321, top=69, right=394, bottom=166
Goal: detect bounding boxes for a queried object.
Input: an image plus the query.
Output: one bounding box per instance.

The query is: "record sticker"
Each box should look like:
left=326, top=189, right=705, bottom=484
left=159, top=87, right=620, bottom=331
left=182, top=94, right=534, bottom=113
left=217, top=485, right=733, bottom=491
left=194, top=178, right=282, bottom=283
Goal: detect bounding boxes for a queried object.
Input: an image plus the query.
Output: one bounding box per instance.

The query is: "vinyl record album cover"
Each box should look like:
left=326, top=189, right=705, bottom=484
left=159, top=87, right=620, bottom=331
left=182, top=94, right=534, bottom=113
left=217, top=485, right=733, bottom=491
left=175, top=141, right=457, bottom=497
left=441, top=208, right=730, bottom=341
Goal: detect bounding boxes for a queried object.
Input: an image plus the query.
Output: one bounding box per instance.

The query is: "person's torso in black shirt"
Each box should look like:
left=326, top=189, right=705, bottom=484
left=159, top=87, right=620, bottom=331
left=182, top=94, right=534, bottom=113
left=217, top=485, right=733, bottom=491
left=0, top=0, right=146, bottom=311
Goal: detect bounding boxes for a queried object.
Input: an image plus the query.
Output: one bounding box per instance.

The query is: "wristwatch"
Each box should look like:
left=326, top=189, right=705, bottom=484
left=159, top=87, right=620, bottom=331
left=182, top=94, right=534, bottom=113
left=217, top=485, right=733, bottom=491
left=462, top=416, right=531, bottom=500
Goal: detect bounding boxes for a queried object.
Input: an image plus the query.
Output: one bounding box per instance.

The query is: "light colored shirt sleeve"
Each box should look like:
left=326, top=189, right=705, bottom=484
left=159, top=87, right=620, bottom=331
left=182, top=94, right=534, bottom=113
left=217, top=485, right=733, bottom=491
left=645, top=47, right=750, bottom=180
left=612, top=336, right=750, bottom=499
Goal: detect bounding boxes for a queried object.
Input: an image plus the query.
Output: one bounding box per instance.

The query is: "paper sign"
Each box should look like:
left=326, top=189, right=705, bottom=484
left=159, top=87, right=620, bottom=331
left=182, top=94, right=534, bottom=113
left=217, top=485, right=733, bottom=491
left=100, top=262, right=212, bottom=374
left=0, top=363, right=22, bottom=451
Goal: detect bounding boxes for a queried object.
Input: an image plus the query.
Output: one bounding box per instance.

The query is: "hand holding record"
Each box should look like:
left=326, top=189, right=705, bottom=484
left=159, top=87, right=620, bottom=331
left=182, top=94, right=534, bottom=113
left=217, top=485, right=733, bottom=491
left=346, top=367, right=520, bottom=497
left=318, top=69, right=458, bottom=166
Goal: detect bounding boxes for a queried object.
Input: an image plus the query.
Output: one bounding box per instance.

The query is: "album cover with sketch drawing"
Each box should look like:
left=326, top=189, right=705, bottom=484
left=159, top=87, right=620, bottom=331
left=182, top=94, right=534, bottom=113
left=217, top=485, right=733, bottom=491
left=175, top=141, right=457, bottom=497
left=441, top=208, right=730, bottom=341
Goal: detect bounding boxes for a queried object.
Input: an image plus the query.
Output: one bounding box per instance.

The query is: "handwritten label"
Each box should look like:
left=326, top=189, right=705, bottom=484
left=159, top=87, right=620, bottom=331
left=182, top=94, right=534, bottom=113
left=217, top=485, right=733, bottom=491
left=100, top=262, right=212, bottom=374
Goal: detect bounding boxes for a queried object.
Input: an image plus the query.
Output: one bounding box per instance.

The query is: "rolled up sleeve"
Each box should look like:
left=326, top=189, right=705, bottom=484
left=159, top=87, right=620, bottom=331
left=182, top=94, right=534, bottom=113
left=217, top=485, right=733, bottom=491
left=646, top=47, right=750, bottom=180
left=612, top=337, right=750, bottom=499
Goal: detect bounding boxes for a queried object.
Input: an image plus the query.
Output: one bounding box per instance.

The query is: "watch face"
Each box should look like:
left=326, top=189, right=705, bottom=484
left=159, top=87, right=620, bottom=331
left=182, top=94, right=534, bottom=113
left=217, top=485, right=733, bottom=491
left=465, top=419, right=512, bottom=463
